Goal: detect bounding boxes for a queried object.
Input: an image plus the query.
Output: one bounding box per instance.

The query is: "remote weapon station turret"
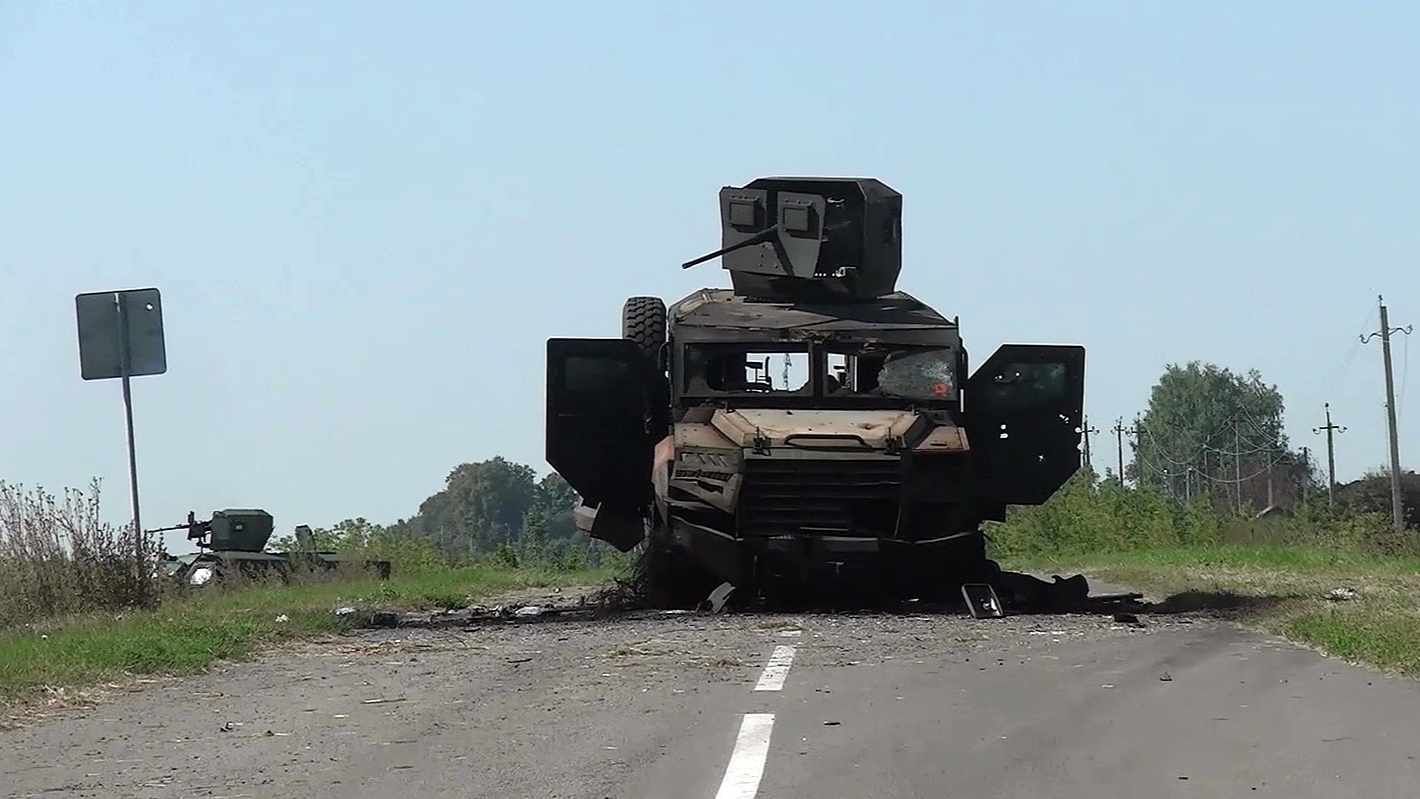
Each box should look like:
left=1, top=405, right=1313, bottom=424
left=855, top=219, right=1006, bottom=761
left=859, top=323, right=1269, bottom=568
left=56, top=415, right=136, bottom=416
left=545, top=177, right=1086, bottom=608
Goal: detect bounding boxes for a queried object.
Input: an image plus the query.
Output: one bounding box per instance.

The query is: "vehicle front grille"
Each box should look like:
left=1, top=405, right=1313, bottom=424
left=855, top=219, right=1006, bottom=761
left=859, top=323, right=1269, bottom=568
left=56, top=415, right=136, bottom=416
left=738, top=458, right=901, bottom=537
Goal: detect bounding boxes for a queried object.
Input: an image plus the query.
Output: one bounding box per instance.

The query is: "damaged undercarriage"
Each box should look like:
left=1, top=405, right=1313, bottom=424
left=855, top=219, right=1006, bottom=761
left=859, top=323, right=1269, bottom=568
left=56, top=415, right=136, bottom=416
left=634, top=538, right=1134, bottom=619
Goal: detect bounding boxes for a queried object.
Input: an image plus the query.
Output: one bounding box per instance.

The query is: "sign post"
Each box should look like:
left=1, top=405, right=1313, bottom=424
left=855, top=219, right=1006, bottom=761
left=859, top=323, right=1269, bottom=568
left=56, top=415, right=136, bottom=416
left=75, top=288, right=167, bottom=575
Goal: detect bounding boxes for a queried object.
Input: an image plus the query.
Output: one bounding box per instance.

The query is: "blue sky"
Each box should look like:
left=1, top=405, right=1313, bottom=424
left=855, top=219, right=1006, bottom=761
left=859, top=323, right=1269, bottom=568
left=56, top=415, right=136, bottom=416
left=1, top=1, right=1415, bottom=550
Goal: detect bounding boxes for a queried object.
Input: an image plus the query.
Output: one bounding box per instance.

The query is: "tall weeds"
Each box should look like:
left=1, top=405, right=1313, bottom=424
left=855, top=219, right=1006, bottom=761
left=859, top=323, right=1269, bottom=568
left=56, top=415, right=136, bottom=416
left=0, top=479, right=160, bottom=628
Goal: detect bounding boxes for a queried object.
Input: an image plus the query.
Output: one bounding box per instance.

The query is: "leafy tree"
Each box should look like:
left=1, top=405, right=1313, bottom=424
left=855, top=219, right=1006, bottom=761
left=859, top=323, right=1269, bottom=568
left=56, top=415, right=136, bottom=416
left=517, top=506, right=551, bottom=564
left=531, top=473, right=581, bottom=542
left=389, top=457, right=622, bottom=567
left=410, top=457, right=538, bottom=556
left=1131, top=362, right=1313, bottom=512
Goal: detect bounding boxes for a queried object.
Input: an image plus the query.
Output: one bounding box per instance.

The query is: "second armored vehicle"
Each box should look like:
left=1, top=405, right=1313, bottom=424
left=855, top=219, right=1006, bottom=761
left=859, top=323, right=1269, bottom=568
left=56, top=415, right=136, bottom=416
left=545, top=177, right=1085, bottom=607
left=154, top=509, right=393, bottom=589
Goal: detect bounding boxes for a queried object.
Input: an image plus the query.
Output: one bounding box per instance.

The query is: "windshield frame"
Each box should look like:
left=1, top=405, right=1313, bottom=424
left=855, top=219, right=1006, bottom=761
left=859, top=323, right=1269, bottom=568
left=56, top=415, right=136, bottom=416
left=678, top=342, right=815, bottom=398
left=673, top=337, right=963, bottom=411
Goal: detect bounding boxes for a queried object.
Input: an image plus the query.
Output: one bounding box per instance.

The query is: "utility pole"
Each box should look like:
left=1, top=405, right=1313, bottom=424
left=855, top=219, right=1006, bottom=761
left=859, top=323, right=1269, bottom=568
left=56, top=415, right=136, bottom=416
left=1131, top=415, right=1144, bottom=488
left=1312, top=402, right=1346, bottom=506
left=1234, top=418, right=1243, bottom=513
left=1266, top=447, right=1275, bottom=510
left=1081, top=415, right=1100, bottom=472
left=1200, top=449, right=1210, bottom=503
left=1301, top=446, right=1311, bottom=508
left=1112, top=417, right=1126, bottom=485
left=1362, top=295, right=1412, bottom=533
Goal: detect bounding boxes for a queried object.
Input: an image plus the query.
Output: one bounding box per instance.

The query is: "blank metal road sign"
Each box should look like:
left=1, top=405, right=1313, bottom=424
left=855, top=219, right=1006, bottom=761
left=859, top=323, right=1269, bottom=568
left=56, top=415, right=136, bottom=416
left=75, top=288, right=167, bottom=381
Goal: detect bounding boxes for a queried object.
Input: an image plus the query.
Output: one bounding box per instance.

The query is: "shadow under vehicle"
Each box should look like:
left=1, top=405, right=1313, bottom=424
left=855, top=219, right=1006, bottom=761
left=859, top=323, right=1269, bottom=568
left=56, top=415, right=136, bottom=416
left=545, top=177, right=1087, bottom=610
left=152, top=509, right=392, bottom=589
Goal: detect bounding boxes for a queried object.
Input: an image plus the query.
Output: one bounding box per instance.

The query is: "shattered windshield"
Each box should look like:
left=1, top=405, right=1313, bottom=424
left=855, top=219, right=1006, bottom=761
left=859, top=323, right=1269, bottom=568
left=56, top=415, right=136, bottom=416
left=875, top=348, right=957, bottom=400
left=826, top=345, right=958, bottom=401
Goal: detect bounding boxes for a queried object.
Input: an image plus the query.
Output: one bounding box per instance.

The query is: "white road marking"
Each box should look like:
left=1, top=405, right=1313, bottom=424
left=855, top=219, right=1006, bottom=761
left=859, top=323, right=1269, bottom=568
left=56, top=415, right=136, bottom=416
left=754, top=645, right=797, bottom=692
left=714, top=713, right=775, bottom=799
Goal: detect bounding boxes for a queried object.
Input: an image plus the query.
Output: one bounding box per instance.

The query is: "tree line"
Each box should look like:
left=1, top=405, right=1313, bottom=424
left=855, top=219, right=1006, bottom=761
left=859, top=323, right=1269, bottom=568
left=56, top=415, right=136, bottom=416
left=271, top=457, right=627, bottom=572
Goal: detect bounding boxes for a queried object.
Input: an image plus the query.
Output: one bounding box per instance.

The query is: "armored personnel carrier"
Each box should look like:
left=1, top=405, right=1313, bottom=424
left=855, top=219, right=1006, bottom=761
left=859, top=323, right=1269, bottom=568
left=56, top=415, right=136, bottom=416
left=153, top=509, right=392, bottom=589
left=545, top=177, right=1085, bottom=607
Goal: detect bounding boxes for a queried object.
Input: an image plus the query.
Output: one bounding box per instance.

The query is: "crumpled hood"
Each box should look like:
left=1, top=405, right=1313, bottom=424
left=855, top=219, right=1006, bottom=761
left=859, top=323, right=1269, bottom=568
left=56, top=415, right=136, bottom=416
left=711, top=408, right=926, bottom=449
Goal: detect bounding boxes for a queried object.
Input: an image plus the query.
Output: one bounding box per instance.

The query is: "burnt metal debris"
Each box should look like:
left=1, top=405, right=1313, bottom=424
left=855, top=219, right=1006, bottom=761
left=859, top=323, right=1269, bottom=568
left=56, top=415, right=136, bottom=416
left=151, top=509, right=392, bottom=589
left=545, top=176, right=1093, bottom=614
left=341, top=582, right=1152, bottom=632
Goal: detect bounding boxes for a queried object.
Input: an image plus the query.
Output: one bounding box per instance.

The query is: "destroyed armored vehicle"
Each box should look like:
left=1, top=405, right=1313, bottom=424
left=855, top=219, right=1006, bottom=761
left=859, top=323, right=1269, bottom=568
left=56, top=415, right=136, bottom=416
left=153, top=509, right=392, bottom=589
left=545, top=177, right=1085, bottom=607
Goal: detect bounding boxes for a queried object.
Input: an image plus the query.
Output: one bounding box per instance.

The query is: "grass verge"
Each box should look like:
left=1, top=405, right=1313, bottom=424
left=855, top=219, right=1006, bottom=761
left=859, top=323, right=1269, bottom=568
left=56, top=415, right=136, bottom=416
left=0, top=564, right=619, bottom=714
left=1004, top=545, right=1420, bottom=677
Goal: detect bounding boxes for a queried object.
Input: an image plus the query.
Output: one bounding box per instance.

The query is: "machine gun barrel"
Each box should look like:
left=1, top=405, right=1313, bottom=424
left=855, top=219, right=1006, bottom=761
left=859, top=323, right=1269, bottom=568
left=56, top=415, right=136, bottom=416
left=142, top=511, right=210, bottom=541
left=681, top=225, right=781, bottom=270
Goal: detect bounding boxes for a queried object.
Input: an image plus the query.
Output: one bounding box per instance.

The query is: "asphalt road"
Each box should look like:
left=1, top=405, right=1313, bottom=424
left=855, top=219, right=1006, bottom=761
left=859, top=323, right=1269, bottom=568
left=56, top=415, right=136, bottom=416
left=5, top=585, right=1420, bottom=798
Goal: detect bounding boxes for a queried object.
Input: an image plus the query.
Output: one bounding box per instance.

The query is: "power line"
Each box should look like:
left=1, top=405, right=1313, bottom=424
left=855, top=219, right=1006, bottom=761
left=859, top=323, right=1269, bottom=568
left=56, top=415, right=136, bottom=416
left=1137, top=413, right=1282, bottom=465
left=1132, top=408, right=1297, bottom=515
left=1137, top=440, right=1286, bottom=485
left=1289, top=302, right=1376, bottom=471
left=1400, top=331, right=1410, bottom=417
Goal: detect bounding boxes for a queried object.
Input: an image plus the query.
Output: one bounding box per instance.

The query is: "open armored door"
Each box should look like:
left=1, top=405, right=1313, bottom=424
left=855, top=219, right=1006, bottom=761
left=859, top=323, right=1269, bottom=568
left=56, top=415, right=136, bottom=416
left=964, top=344, right=1086, bottom=508
left=546, top=338, right=656, bottom=524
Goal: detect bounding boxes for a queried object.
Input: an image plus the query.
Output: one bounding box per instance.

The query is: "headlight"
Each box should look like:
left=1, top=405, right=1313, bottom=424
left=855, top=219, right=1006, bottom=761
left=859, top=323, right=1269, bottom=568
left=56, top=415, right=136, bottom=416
left=189, top=566, right=215, bottom=586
